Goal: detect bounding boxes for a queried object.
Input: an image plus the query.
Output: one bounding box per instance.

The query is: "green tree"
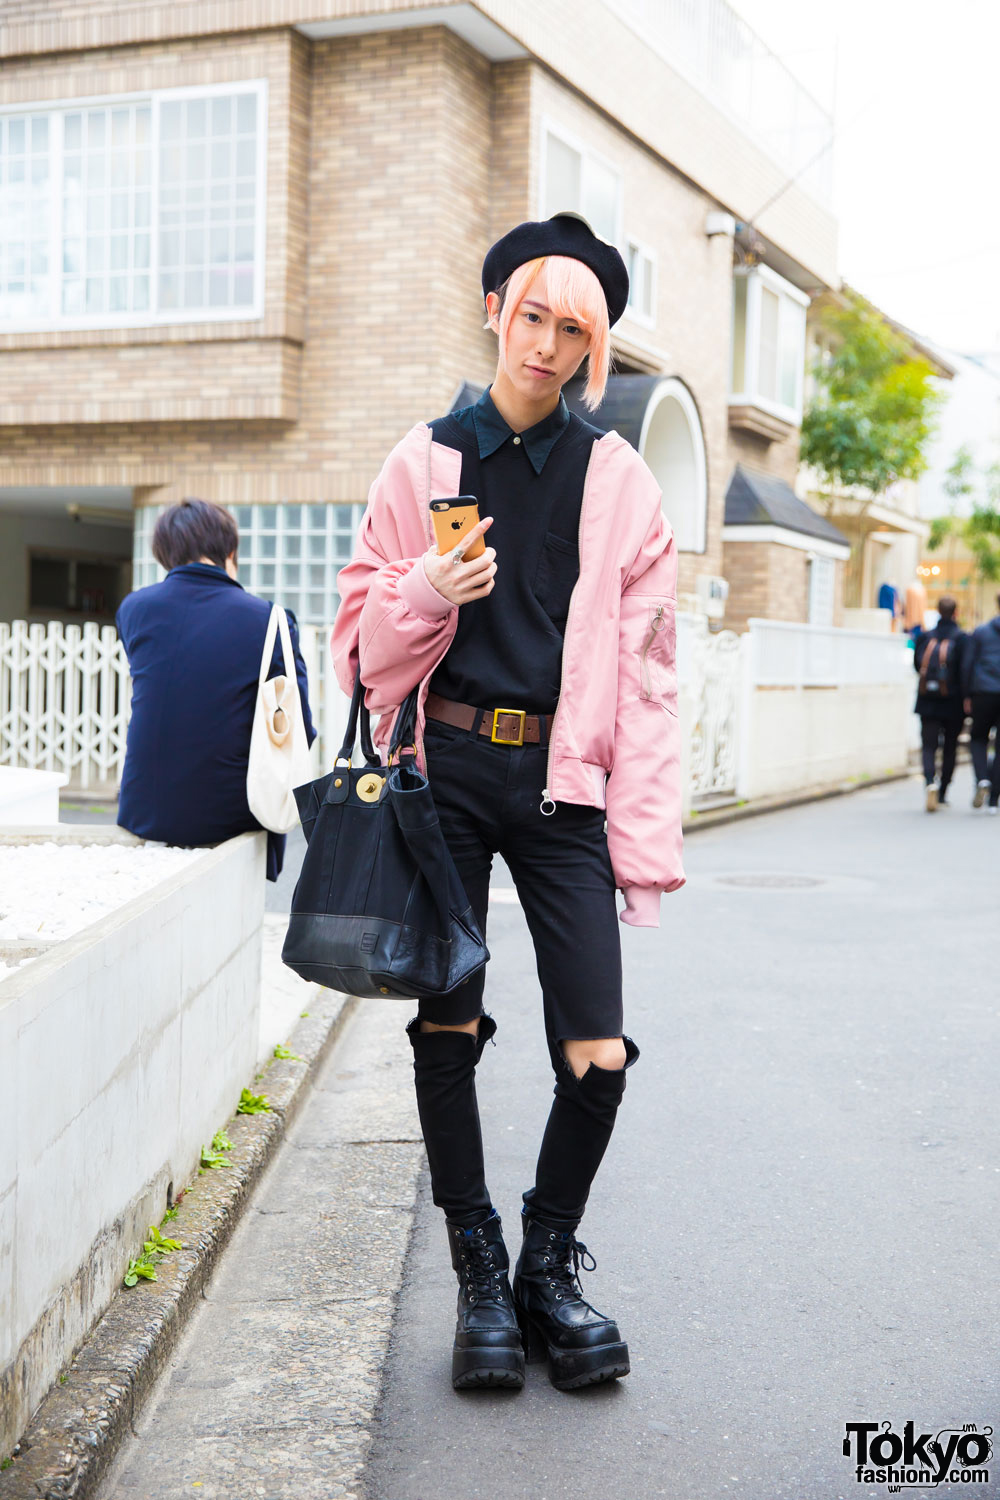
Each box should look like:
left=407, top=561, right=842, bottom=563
left=801, top=293, right=944, bottom=606
left=942, top=443, right=976, bottom=508
left=801, top=294, right=943, bottom=498
left=928, top=448, right=1000, bottom=604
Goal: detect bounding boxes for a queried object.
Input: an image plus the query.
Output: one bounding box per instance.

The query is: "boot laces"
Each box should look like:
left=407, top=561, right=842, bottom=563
left=458, top=1225, right=506, bottom=1306
left=542, top=1233, right=597, bottom=1302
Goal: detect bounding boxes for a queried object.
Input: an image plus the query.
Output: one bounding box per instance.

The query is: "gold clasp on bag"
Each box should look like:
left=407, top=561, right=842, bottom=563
left=356, top=773, right=385, bottom=803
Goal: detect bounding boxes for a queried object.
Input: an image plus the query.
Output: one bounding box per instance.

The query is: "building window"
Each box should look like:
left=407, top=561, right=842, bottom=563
left=540, top=119, right=622, bottom=247
left=0, top=81, right=266, bottom=332
left=730, top=264, right=808, bottom=424
left=131, top=502, right=366, bottom=626
left=808, top=555, right=835, bottom=626
left=626, top=239, right=656, bottom=327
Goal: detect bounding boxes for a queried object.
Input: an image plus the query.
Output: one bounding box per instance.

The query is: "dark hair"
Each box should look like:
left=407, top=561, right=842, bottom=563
left=151, top=498, right=239, bottom=571
left=937, top=595, right=957, bottom=621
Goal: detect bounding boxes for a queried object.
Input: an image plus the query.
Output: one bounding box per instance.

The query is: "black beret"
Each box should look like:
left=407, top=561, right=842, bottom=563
left=482, top=211, right=630, bottom=328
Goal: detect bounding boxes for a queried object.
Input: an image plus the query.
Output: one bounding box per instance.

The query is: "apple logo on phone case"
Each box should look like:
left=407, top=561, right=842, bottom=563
left=451, top=520, right=463, bottom=530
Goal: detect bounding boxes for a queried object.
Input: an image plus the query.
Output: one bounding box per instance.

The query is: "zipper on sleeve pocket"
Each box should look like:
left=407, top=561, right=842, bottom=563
left=639, top=604, right=666, bottom=701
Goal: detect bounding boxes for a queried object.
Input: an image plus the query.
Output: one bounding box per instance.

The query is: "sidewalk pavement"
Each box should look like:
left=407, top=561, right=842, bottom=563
left=95, top=998, right=421, bottom=1499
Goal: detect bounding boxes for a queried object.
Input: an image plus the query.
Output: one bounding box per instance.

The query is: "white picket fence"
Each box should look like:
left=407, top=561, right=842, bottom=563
left=0, top=621, right=131, bottom=791
left=0, top=617, right=913, bottom=800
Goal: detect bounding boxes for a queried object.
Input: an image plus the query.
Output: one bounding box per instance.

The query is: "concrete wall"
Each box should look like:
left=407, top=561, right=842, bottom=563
left=0, top=828, right=266, bottom=1456
left=739, top=683, right=913, bottom=800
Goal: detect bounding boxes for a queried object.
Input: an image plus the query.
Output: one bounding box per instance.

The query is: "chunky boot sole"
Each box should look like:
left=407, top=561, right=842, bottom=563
left=516, top=1305, right=630, bottom=1391
left=452, top=1344, right=525, bottom=1391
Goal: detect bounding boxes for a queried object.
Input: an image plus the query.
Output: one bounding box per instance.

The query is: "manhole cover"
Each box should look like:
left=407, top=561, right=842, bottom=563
left=715, top=873, right=826, bottom=890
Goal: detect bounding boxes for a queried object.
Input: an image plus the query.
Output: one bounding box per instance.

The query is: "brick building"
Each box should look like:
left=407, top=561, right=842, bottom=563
left=0, top=0, right=839, bottom=637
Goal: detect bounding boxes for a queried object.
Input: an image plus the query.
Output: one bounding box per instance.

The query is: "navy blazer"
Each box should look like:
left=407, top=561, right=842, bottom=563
left=116, top=563, right=317, bottom=880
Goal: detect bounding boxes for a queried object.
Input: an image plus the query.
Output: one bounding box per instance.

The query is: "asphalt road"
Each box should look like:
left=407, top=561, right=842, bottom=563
left=363, top=775, right=1000, bottom=1500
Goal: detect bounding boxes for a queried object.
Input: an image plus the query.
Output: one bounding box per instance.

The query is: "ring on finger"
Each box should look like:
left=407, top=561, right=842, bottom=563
left=450, top=545, right=466, bottom=567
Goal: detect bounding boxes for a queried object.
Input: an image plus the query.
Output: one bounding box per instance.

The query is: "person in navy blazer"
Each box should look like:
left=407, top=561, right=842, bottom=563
left=116, top=498, right=317, bottom=881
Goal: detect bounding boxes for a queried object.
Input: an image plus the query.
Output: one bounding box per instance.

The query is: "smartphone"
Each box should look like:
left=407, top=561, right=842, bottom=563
left=430, top=496, right=486, bottom=560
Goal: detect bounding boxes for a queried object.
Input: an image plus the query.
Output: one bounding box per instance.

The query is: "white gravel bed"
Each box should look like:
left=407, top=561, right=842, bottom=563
left=0, top=841, right=206, bottom=977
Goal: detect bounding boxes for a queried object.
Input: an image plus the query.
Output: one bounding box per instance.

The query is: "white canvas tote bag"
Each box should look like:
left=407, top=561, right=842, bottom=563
left=246, top=604, right=313, bottom=833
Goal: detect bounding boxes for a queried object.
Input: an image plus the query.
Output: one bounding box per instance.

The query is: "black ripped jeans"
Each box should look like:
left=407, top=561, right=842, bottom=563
left=405, top=712, right=640, bottom=1230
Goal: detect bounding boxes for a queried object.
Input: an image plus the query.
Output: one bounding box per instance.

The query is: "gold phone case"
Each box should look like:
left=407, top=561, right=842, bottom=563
left=431, top=498, right=485, bottom=559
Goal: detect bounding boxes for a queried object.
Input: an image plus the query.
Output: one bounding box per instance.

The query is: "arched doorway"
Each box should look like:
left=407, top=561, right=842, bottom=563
left=560, top=373, right=708, bottom=553
left=637, top=378, right=707, bottom=553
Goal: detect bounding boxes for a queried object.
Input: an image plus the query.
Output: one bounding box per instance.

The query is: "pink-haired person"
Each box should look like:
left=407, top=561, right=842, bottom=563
left=331, top=212, right=684, bottom=1393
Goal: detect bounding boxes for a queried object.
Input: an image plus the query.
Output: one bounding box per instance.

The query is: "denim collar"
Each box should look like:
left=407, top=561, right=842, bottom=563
left=471, top=384, right=570, bottom=476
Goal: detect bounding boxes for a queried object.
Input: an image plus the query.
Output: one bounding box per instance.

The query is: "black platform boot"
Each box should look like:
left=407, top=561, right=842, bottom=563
left=512, top=1216, right=629, bottom=1390
left=445, top=1207, right=525, bottom=1390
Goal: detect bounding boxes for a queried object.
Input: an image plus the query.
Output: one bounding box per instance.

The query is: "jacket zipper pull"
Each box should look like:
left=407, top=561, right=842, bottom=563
left=639, top=605, right=665, bottom=701
left=540, top=787, right=556, bottom=817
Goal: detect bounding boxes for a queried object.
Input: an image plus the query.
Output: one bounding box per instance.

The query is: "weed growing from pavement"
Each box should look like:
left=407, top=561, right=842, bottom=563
left=144, top=1225, right=182, bottom=1256
left=124, top=1255, right=158, bottom=1287
left=273, top=1042, right=302, bottom=1061
left=237, top=1087, right=271, bottom=1115
left=122, top=1077, right=271, bottom=1287
left=124, top=1223, right=184, bottom=1286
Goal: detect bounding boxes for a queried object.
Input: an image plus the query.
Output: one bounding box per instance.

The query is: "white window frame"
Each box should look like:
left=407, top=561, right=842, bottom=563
left=625, top=235, right=657, bottom=330
left=0, top=79, right=267, bottom=334
left=538, top=115, right=624, bottom=253
left=729, top=263, right=809, bottom=425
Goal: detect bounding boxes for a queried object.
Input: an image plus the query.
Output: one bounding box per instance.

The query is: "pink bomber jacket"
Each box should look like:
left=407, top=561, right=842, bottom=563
left=330, top=419, right=685, bottom=927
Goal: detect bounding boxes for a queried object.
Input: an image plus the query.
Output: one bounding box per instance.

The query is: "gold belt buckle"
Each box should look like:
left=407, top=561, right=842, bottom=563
left=491, top=707, right=526, bottom=746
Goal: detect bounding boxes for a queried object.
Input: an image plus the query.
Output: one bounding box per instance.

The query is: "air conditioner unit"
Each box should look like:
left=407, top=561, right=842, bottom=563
left=696, top=574, right=729, bottom=620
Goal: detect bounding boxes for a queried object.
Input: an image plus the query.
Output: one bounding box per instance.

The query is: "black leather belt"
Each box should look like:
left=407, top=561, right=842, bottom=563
left=424, top=691, right=554, bottom=747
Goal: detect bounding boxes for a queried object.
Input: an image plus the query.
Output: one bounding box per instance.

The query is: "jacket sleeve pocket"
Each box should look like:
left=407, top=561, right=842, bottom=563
left=635, top=599, right=678, bottom=716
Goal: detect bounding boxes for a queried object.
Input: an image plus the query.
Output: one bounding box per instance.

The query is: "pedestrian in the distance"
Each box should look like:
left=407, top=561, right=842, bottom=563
left=962, top=589, right=1000, bottom=813
left=913, top=595, right=966, bottom=811
left=331, top=212, right=684, bottom=1393
left=117, top=498, right=316, bottom=878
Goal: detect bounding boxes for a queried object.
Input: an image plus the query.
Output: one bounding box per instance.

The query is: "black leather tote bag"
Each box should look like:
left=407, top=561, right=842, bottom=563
left=281, top=667, right=489, bottom=999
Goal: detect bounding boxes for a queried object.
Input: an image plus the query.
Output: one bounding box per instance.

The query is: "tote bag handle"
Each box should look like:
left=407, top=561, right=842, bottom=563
left=336, top=664, right=381, bottom=767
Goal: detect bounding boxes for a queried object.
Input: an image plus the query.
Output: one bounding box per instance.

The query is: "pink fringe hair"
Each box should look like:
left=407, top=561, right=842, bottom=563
left=484, top=255, right=613, bottom=413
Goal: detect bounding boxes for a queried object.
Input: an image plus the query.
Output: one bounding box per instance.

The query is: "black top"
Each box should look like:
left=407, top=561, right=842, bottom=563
left=116, top=563, right=316, bottom=880
left=913, top=617, right=966, bottom=720
left=427, top=384, right=603, bottom=713
left=962, top=615, right=1000, bottom=696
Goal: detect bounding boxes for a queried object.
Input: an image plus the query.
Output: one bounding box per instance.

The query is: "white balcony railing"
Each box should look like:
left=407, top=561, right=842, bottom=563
left=604, top=0, right=834, bottom=206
